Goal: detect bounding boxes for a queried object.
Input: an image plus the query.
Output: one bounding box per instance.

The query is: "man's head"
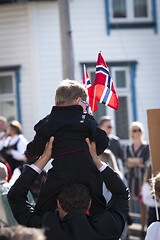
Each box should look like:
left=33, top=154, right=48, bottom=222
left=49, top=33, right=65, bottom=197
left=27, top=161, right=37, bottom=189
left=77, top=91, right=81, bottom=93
left=129, top=121, right=144, bottom=141
left=55, top=79, right=88, bottom=111
left=0, top=225, right=46, bottom=240
left=0, top=116, right=7, bottom=133
left=8, top=120, right=22, bottom=136
left=57, top=183, right=91, bottom=219
left=0, top=162, right=8, bottom=181
left=98, top=116, right=113, bottom=135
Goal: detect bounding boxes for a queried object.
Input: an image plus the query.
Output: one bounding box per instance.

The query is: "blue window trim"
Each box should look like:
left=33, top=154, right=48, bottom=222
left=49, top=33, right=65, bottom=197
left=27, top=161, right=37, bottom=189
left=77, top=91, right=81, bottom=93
left=152, top=0, right=158, bottom=33
left=104, top=0, right=110, bottom=35
left=105, top=0, right=157, bottom=34
left=80, top=61, right=138, bottom=121
left=130, top=65, right=137, bottom=121
left=0, top=65, right=21, bottom=123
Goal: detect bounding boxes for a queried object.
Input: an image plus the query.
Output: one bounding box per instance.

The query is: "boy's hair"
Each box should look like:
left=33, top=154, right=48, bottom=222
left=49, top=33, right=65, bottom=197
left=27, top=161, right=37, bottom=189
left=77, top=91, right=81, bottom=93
left=55, top=79, right=88, bottom=106
left=57, top=183, right=91, bottom=212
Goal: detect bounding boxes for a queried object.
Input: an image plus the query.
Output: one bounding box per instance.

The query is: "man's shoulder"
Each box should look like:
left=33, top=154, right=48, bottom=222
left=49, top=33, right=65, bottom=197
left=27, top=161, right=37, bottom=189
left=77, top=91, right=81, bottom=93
left=109, top=134, right=120, bottom=141
left=42, top=211, right=59, bottom=225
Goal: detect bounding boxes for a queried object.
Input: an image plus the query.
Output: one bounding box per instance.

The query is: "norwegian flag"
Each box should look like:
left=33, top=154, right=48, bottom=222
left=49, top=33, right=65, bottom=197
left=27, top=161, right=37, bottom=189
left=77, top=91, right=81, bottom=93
left=83, top=65, right=98, bottom=112
left=91, top=52, right=119, bottom=110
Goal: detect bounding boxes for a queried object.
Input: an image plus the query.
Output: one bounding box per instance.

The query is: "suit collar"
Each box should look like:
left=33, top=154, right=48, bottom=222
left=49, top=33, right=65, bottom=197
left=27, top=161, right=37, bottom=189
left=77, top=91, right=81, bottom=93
left=62, top=209, right=87, bottom=222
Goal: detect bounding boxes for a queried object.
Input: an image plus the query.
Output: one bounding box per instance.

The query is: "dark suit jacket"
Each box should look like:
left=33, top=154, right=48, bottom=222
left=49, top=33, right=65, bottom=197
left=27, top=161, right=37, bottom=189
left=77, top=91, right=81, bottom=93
left=8, top=165, right=129, bottom=240
left=108, top=134, right=124, bottom=162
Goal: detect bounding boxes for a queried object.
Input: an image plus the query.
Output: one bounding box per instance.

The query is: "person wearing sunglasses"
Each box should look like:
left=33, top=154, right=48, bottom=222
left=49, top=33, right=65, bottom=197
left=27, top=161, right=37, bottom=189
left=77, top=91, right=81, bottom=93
left=126, top=121, right=150, bottom=239
left=25, top=79, right=109, bottom=217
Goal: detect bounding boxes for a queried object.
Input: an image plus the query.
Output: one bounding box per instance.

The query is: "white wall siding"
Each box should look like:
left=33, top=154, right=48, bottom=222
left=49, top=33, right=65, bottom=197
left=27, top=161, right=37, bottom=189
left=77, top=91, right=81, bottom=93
left=0, top=3, right=37, bottom=141
left=70, top=0, right=160, bottom=140
left=31, top=2, right=62, bottom=120
left=0, top=0, right=160, bottom=142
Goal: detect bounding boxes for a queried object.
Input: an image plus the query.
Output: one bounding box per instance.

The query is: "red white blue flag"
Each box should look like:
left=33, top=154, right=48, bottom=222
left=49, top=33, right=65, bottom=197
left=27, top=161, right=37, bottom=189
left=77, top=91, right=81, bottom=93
left=91, top=52, right=119, bottom=110
left=83, top=65, right=98, bottom=112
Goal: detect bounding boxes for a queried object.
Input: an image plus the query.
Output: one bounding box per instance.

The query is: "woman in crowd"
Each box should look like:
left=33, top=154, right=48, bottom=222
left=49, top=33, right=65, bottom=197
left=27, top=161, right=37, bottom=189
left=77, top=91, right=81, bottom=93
left=0, top=120, right=28, bottom=173
left=145, top=172, right=160, bottom=240
left=142, top=165, right=160, bottom=227
left=126, top=121, right=150, bottom=239
left=100, top=149, right=128, bottom=240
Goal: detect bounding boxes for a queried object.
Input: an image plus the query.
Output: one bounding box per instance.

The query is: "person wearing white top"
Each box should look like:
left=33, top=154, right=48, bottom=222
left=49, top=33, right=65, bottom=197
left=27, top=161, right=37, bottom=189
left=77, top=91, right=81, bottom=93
left=145, top=172, right=160, bottom=240
left=0, top=116, right=8, bottom=151
left=0, top=120, right=28, bottom=173
left=145, top=221, right=160, bottom=240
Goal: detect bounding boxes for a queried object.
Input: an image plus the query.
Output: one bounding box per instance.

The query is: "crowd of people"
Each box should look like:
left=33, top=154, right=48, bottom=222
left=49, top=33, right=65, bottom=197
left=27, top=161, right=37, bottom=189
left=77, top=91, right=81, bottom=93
left=0, top=79, right=159, bottom=240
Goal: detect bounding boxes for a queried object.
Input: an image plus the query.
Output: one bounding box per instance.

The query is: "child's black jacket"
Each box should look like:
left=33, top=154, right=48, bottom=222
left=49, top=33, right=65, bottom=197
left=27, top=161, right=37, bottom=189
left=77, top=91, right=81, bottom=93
left=25, top=105, right=109, bottom=160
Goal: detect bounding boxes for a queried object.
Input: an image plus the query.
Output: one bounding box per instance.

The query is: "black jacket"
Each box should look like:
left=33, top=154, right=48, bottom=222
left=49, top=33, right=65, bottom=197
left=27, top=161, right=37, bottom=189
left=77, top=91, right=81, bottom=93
left=8, top=165, right=129, bottom=240
left=25, top=105, right=109, bottom=160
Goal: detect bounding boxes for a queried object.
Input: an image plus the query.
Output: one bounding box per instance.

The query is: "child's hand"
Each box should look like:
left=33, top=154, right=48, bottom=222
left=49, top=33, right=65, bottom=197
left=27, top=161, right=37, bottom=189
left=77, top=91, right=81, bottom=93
left=86, top=138, right=103, bottom=169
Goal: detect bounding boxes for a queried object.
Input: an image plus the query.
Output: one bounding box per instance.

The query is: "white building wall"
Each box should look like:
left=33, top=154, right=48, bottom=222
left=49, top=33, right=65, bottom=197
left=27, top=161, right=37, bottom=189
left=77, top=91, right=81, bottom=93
left=0, top=1, right=62, bottom=141
left=0, top=0, right=160, bottom=142
left=70, top=0, right=160, bottom=140
left=0, top=3, right=37, bottom=141
left=30, top=1, right=62, bottom=120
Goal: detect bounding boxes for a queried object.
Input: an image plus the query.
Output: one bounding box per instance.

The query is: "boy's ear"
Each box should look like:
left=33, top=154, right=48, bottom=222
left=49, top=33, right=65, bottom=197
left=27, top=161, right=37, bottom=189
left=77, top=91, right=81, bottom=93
left=74, top=97, right=81, bottom=105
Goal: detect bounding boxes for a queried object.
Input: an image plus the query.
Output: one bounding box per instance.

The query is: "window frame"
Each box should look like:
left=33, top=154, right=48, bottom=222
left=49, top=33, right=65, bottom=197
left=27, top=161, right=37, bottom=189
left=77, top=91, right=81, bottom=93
left=109, top=0, right=152, bottom=23
left=0, top=71, right=18, bottom=121
left=105, top=0, right=157, bottom=34
left=0, top=66, right=21, bottom=122
left=81, top=62, right=137, bottom=142
left=107, top=66, right=133, bottom=142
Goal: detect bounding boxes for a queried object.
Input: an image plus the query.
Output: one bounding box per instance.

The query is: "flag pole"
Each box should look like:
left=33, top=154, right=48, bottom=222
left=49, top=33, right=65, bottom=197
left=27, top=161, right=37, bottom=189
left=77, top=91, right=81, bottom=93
left=92, top=51, right=101, bottom=115
left=83, top=64, right=87, bottom=88
left=92, top=85, right=96, bottom=116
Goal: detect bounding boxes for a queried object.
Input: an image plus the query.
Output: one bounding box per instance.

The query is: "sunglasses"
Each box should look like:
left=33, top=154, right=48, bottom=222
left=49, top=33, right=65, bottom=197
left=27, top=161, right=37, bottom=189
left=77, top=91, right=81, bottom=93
left=107, top=126, right=112, bottom=129
left=132, top=129, right=142, bottom=133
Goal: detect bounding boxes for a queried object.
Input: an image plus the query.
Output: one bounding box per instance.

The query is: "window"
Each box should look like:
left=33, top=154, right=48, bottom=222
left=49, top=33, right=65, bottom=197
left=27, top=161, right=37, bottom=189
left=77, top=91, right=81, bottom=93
left=134, top=0, right=148, bottom=17
left=110, top=0, right=152, bottom=23
left=0, top=67, right=21, bottom=122
left=112, top=0, right=126, bottom=18
left=105, top=0, right=157, bottom=33
left=86, top=64, right=136, bottom=141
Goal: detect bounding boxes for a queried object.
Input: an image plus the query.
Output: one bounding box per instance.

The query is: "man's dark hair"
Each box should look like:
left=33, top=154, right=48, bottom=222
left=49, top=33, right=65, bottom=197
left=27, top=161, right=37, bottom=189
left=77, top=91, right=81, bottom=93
left=57, top=183, right=91, bottom=212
